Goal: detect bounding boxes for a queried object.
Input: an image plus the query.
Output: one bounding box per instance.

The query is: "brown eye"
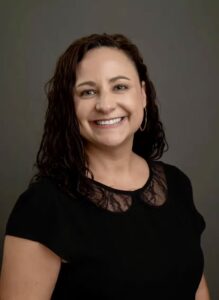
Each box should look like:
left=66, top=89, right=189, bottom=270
left=114, top=84, right=128, bottom=91
left=80, top=89, right=96, bottom=97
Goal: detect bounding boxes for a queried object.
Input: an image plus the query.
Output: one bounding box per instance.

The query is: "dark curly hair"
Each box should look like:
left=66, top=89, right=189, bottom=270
left=30, top=33, right=169, bottom=197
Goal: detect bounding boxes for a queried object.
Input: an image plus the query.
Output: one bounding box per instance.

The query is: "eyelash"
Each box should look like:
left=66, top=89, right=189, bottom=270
left=80, top=84, right=128, bottom=97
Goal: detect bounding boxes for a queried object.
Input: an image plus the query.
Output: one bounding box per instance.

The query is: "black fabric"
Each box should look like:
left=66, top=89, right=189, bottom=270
left=5, top=160, right=206, bottom=300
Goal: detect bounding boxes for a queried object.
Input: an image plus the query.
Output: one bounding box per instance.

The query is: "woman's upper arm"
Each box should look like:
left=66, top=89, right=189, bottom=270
left=195, top=273, right=211, bottom=300
left=0, top=235, right=61, bottom=300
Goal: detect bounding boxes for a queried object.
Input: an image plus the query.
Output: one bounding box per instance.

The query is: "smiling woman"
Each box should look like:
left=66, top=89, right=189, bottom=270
left=73, top=46, right=146, bottom=152
left=0, top=33, right=210, bottom=300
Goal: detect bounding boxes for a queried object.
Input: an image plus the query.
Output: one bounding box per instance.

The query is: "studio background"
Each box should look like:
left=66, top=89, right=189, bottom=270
left=0, top=0, right=218, bottom=298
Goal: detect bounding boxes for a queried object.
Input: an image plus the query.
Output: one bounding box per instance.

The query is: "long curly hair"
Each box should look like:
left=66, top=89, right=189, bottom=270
left=30, top=33, right=169, bottom=197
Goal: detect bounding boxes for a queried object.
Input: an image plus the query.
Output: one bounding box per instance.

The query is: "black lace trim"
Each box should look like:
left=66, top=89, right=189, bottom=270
left=78, top=161, right=168, bottom=213
left=139, top=161, right=167, bottom=206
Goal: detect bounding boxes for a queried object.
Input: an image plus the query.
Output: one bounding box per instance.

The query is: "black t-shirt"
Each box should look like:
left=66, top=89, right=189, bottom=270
left=5, top=160, right=206, bottom=300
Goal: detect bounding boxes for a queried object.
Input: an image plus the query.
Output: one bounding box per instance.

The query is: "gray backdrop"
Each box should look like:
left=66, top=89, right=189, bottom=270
left=1, top=0, right=218, bottom=298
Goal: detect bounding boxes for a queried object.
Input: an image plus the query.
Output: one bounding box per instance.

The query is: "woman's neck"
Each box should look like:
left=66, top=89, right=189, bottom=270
left=88, top=145, right=132, bottom=170
left=85, top=144, right=147, bottom=187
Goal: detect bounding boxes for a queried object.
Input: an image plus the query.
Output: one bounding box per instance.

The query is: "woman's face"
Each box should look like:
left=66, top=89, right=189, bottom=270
left=73, top=46, right=146, bottom=151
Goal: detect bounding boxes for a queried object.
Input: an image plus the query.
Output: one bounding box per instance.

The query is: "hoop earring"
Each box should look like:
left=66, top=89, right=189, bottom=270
left=140, top=107, right=147, bottom=131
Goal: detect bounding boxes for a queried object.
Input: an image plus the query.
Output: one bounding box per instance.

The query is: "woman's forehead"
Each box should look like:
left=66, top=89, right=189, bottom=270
left=75, top=47, right=138, bottom=81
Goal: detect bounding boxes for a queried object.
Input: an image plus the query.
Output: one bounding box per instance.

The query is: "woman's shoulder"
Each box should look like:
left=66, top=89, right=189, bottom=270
left=7, top=177, right=60, bottom=222
left=11, top=177, right=62, bottom=212
left=153, top=159, right=191, bottom=182
left=6, top=176, right=79, bottom=236
left=151, top=159, right=193, bottom=195
left=18, top=175, right=79, bottom=204
left=25, top=176, right=60, bottom=196
left=9, top=175, right=83, bottom=226
left=155, top=160, right=206, bottom=234
left=6, top=176, right=77, bottom=261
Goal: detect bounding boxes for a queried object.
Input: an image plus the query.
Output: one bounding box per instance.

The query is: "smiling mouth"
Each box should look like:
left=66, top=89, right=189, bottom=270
left=93, top=117, right=126, bottom=126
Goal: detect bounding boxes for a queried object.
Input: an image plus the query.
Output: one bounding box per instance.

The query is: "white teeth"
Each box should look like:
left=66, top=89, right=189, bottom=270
left=95, top=117, right=123, bottom=125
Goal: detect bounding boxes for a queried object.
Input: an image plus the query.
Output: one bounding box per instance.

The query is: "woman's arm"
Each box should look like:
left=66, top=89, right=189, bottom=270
left=0, top=235, right=61, bottom=300
left=195, top=273, right=211, bottom=300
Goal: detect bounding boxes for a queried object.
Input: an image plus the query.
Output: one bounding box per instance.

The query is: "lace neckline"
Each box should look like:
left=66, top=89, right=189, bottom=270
left=78, top=160, right=168, bottom=213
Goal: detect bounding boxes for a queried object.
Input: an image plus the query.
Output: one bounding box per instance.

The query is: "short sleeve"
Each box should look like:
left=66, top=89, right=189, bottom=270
left=172, top=167, right=206, bottom=235
left=164, top=162, right=206, bottom=236
left=5, top=177, right=72, bottom=262
left=182, top=173, right=206, bottom=235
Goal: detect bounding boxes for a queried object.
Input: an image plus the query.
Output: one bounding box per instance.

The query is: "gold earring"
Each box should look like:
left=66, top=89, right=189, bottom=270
left=140, top=107, right=147, bottom=131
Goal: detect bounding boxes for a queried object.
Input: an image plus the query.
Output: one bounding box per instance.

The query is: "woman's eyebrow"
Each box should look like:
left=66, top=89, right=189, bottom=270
left=76, top=75, right=130, bottom=88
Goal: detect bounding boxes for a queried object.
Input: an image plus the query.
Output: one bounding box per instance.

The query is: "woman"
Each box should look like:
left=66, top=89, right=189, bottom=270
left=0, top=33, right=210, bottom=299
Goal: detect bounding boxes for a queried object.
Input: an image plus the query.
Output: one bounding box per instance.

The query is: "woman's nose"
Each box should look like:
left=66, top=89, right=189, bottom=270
left=95, top=93, right=116, bottom=113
